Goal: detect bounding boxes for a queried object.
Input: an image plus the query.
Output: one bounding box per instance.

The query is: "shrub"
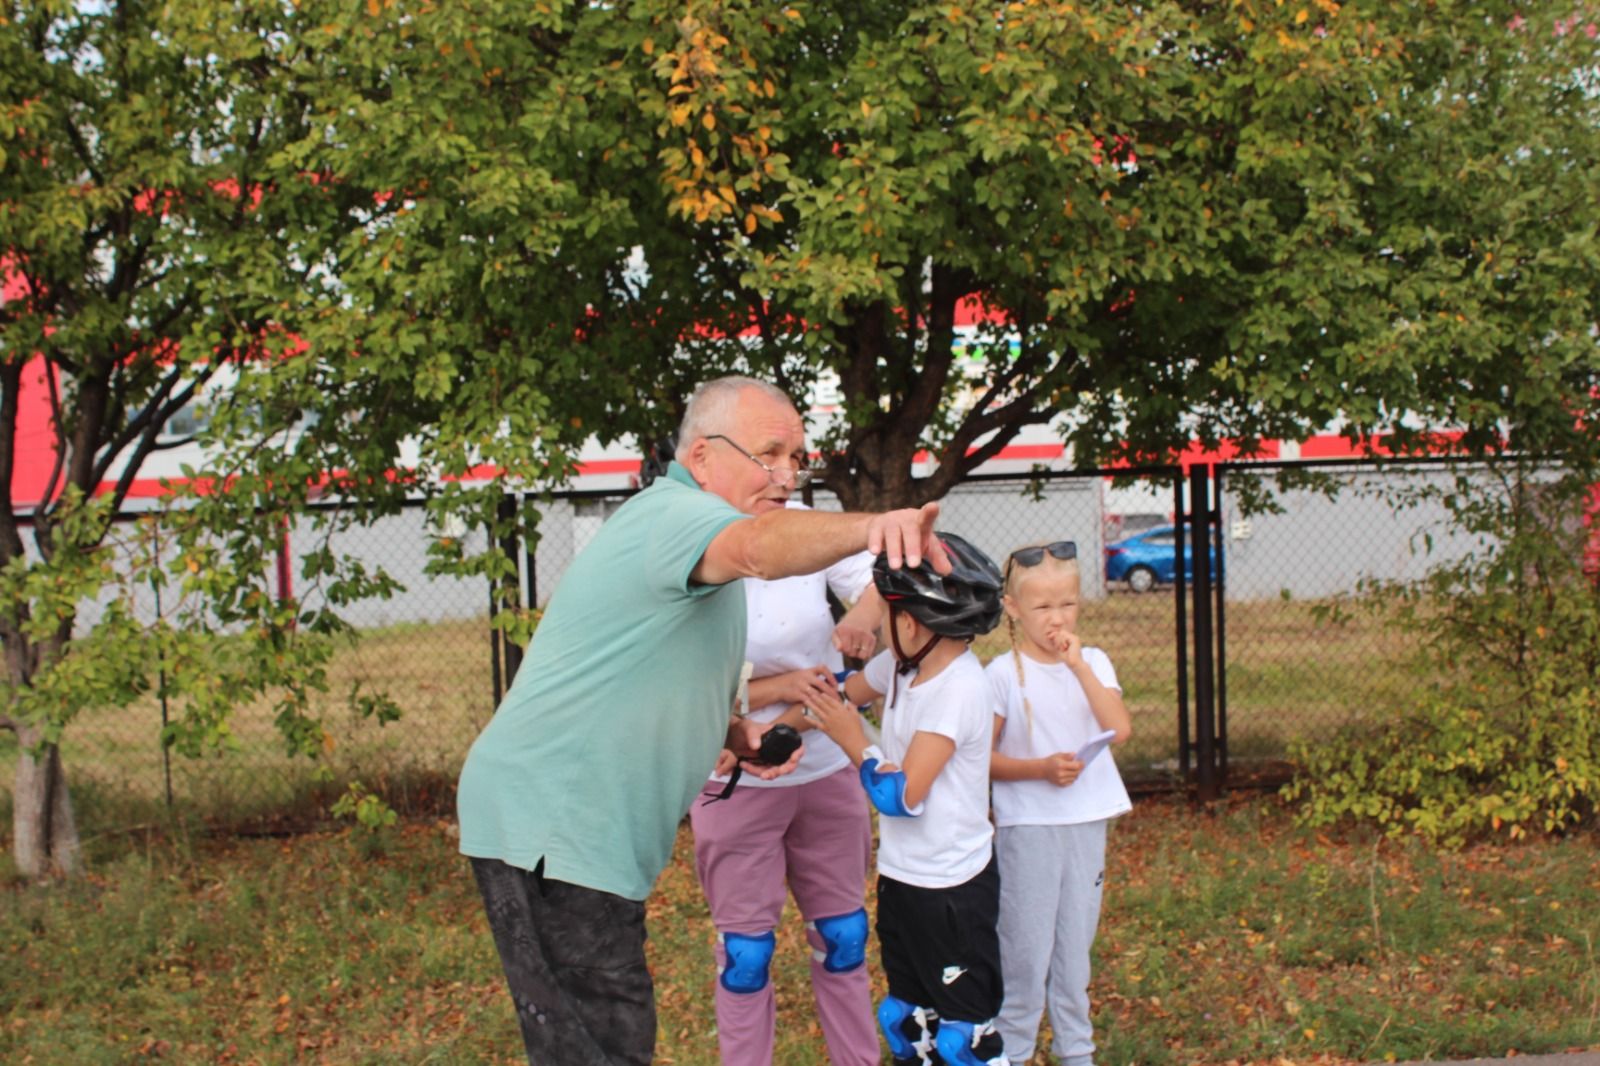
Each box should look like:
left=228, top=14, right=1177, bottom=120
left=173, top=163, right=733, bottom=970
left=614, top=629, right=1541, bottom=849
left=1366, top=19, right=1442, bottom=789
left=1284, top=465, right=1600, bottom=846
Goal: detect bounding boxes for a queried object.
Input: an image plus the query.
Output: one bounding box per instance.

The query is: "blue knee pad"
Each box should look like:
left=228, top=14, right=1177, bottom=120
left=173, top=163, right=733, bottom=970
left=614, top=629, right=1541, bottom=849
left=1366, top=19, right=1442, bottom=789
left=934, top=1018, right=1009, bottom=1066
left=719, top=930, right=775, bottom=994
left=810, top=908, right=868, bottom=974
left=877, top=994, right=938, bottom=1063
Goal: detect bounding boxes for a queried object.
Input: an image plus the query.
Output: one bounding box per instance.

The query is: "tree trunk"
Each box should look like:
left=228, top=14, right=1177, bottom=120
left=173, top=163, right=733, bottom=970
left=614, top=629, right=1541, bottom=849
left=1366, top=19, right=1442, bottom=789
left=12, top=723, right=82, bottom=879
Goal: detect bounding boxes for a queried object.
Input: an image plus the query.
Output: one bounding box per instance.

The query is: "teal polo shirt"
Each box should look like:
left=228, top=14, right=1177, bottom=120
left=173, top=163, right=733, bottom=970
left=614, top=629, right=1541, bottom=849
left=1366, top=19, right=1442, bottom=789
left=456, top=461, right=748, bottom=900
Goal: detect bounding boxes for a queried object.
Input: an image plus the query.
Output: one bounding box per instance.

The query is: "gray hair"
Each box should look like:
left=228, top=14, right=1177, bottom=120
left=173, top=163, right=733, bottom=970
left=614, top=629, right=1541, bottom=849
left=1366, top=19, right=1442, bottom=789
left=677, top=376, right=794, bottom=444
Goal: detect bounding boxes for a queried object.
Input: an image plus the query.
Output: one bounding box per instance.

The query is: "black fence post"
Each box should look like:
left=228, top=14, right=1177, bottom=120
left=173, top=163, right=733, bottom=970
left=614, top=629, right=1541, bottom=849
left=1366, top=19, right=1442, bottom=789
left=489, top=575, right=505, bottom=708
left=1189, top=464, right=1219, bottom=802
left=498, top=493, right=524, bottom=686
left=523, top=492, right=538, bottom=615
left=1214, top=466, right=1229, bottom=780
left=1173, top=473, right=1190, bottom=781
left=150, top=520, right=174, bottom=813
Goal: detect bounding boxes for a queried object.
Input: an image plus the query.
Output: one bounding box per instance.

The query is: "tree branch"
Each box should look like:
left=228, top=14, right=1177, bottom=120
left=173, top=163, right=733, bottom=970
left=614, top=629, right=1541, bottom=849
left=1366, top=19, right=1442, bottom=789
left=0, top=360, right=28, bottom=567
left=899, top=261, right=976, bottom=432
left=88, top=363, right=209, bottom=490
left=59, top=109, right=105, bottom=188
left=36, top=355, right=68, bottom=515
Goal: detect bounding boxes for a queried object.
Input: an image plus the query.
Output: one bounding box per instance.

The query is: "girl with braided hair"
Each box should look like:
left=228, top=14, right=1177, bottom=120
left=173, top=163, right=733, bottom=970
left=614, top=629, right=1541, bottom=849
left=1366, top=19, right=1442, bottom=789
left=985, top=541, right=1132, bottom=1066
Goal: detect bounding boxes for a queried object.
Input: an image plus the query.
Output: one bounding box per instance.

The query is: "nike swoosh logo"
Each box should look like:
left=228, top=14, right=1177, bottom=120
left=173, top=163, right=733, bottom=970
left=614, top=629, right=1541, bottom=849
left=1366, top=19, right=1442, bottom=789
left=941, top=966, right=967, bottom=985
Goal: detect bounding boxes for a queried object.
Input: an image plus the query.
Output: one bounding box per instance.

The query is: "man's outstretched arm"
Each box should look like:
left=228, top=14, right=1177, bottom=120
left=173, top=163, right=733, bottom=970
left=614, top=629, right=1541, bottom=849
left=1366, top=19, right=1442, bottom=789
left=691, top=502, right=951, bottom=585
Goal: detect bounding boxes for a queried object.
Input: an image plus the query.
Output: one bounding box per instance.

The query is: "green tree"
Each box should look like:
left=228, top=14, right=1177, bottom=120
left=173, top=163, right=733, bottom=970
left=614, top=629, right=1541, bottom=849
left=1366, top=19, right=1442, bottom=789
left=631, top=0, right=1600, bottom=506
left=282, top=0, right=1598, bottom=510
left=0, top=0, right=642, bottom=878
left=0, top=1, right=409, bottom=878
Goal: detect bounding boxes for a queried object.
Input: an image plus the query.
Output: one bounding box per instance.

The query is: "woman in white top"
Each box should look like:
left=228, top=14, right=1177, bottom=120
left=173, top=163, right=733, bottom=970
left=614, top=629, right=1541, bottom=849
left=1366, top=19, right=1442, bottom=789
left=687, top=500, right=883, bottom=1066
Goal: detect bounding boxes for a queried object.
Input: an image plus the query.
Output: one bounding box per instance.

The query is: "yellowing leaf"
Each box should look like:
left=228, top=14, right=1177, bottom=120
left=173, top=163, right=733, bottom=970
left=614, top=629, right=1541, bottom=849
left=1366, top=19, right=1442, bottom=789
left=642, top=37, right=655, bottom=55
left=702, top=111, right=716, bottom=131
left=1295, top=8, right=1309, bottom=23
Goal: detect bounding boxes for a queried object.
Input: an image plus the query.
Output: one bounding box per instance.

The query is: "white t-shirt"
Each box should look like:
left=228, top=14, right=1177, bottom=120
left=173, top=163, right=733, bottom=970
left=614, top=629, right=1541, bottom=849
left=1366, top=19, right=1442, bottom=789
left=863, top=648, right=995, bottom=889
left=985, top=648, right=1133, bottom=827
left=711, top=503, right=875, bottom=789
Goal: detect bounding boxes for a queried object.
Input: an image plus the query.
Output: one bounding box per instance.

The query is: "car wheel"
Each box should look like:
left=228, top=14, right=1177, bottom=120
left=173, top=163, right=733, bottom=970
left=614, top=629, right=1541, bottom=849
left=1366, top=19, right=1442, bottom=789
left=1127, top=565, right=1157, bottom=594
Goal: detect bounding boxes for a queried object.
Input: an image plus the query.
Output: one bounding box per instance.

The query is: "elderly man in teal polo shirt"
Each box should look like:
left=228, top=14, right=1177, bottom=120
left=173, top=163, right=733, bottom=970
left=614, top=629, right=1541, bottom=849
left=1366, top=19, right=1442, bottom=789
left=458, top=375, right=950, bottom=1065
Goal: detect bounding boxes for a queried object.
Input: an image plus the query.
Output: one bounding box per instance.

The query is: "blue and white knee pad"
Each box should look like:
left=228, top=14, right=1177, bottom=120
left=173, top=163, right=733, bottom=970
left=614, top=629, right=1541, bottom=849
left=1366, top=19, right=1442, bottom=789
left=934, top=1018, right=1010, bottom=1066
left=877, top=995, right=940, bottom=1064
left=807, top=908, right=868, bottom=974
left=719, top=930, right=775, bottom=994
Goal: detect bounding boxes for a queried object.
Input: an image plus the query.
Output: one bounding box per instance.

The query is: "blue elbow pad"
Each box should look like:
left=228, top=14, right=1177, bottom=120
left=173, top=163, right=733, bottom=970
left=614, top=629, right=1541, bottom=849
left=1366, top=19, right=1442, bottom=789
left=860, top=746, right=923, bottom=818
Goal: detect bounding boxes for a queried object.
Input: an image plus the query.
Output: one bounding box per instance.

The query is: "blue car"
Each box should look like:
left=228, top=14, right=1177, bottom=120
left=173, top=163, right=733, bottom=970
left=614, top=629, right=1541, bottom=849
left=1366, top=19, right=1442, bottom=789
left=1103, top=525, right=1222, bottom=593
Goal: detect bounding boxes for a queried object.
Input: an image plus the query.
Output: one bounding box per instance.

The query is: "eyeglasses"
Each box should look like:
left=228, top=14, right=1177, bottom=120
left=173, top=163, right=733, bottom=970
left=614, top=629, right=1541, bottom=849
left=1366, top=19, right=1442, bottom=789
left=1007, top=541, right=1078, bottom=568
left=706, top=434, right=818, bottom=488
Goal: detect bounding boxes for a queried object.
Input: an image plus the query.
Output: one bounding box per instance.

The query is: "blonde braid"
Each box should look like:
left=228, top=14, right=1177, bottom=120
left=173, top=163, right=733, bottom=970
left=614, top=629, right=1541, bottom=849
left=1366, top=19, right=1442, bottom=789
left=1004, top=565, right=1036, bottom=740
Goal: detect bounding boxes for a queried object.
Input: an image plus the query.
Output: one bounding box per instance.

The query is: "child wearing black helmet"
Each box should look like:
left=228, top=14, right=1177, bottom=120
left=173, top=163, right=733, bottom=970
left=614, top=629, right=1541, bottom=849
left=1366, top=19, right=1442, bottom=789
left=805, top=532, right=1011, bottom=1066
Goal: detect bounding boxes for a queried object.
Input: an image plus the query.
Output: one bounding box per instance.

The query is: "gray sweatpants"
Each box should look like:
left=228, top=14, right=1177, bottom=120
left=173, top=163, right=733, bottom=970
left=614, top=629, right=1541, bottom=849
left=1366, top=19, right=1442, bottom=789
left=993, top=821, right=1109, bottom=1066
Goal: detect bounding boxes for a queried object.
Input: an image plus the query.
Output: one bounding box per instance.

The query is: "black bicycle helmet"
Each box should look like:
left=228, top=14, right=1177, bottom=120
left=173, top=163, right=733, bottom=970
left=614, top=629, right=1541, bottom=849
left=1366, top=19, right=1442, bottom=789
left=872, top=531, right=1003, bottom=639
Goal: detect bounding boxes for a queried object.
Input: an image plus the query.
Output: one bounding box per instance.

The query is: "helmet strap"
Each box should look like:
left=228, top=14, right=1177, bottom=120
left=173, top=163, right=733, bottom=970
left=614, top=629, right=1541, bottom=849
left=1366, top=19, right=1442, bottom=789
left=887, top=606, right=941, bottom=708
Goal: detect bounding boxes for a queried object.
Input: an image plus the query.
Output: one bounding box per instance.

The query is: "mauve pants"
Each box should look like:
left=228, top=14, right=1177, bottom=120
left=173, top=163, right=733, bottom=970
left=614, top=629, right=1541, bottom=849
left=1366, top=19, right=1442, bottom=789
left=689, top=765, right=879, bottom=1066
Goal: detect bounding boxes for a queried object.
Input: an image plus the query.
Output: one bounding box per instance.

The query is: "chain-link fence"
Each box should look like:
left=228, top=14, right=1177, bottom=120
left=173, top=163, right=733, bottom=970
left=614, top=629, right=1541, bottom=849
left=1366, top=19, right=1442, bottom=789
left=8, top=458, right=1588, bottom=821
left=0, top=501, right=499, bottom=824
left=1214, top=458, right=1598, bottom=773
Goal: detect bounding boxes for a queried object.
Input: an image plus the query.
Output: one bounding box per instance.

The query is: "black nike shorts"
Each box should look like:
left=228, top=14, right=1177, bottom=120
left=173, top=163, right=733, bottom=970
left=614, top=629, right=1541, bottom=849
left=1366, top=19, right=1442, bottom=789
left=875, top=853, right=1003, bottom=1023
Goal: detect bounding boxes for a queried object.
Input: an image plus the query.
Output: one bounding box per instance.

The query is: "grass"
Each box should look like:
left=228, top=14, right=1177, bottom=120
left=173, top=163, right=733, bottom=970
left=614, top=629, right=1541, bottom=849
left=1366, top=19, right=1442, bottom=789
left=0, top=617, right=495, bottom=828
left=0, top=593, right=1425, bottom=831
left=3, top=797, right=1596, bottom=1065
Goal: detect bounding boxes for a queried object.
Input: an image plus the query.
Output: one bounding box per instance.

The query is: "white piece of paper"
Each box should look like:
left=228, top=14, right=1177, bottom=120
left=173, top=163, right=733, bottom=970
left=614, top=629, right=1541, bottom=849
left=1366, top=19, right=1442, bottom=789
left=1074, top=728, right=1118, bottom=768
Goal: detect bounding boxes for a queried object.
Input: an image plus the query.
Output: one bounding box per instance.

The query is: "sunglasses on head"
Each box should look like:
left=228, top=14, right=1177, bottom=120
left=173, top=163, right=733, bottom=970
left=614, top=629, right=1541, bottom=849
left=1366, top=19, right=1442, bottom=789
left=1008, top=540, right=1078, bottom=568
